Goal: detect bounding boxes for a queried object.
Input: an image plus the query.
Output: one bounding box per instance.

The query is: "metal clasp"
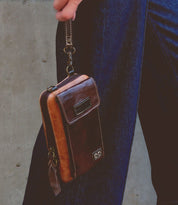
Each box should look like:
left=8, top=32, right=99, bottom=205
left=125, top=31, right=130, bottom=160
left=48, top=147, right=58, bottom=166
left=47, top=85, right=57, bottom=92
left=63, top=20, right=76, bottom=76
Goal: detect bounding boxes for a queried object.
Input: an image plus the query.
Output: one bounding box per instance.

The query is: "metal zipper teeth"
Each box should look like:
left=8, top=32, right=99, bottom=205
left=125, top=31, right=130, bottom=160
left=64, top=19, right=73, bottom=46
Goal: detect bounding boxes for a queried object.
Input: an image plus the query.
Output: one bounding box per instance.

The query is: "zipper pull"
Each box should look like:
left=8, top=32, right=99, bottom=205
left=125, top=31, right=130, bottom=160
left=48, top=147, right=61, bottom=196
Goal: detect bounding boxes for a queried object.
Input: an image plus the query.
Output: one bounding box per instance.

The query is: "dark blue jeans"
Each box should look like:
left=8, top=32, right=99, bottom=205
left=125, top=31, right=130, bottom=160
left=139, top=1, right=178, bottom=204
left=23, top=0, right=178, bottom=204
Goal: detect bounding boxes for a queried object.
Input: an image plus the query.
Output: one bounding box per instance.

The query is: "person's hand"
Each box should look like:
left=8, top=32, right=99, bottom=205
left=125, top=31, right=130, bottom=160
left=53, top=0, right=83, bottom=21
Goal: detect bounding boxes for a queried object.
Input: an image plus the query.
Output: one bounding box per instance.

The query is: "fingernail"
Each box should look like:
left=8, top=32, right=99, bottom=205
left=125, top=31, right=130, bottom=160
left=72, top=12, right=76, bottom=21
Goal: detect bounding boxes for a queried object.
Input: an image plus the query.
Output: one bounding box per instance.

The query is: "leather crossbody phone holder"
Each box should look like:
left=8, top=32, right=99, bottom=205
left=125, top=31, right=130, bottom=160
left=39, top=20, right=104, bottom=196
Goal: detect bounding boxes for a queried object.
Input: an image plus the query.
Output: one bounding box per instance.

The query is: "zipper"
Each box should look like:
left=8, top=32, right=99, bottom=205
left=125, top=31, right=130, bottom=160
left=48, top=146, right=58, bottom=167
left=48, top=146, right=61, bottom=196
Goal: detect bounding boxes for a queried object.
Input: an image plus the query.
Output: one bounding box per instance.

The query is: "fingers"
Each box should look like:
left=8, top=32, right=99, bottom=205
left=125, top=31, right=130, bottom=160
left=53, top=0, right=67, bottom=11
left=54, top=0, right=82, bottom=21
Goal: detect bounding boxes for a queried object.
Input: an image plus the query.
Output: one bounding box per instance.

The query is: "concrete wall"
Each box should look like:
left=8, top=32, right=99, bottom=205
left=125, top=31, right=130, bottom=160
left=0, top=1, right=156, bottom=204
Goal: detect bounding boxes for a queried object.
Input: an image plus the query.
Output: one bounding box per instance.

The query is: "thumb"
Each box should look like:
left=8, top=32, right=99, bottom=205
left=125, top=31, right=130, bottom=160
left=72, top=12, right=76, bottom=21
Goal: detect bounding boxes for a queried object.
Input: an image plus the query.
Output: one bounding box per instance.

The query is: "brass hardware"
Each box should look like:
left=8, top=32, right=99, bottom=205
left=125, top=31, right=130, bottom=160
left=63, top=45, right=76, bottom=55
left=63, top=19, right=76, bottom=76
left=64, top=19, right=73, bottom=46
left=66, top=65, right=75, bottom=75
left=48, top=147, right=58, bottom=166
left=47, top=85, right=57, bottom=92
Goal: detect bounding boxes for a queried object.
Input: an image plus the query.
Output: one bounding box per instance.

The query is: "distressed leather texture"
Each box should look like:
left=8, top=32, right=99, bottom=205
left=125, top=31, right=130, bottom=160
left=39, top=73, right=104, bottom=195
left=57, top=77, right=100, bottom=124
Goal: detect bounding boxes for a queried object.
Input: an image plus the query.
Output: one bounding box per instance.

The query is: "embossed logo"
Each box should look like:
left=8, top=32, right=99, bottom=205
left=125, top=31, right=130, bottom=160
left=92, top=148, right=103, bottom=160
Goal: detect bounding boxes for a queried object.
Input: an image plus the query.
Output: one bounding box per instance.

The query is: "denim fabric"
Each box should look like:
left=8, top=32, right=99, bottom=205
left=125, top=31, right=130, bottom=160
left=23, top=0, right=178, bottom=204
left=139, top=0, right=178, bottom=202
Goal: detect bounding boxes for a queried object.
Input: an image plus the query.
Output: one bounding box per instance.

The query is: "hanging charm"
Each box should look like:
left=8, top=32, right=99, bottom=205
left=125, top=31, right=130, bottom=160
left=63, top=19, right=76, bottom=76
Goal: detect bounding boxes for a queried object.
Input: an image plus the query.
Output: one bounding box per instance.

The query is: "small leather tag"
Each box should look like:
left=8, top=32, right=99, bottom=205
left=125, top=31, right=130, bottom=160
left=48, top=159, right=61, bottom=196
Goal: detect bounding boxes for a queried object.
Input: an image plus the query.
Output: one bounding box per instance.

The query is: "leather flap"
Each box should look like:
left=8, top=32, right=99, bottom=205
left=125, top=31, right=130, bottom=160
left=56, top=77, right=100, bottom=125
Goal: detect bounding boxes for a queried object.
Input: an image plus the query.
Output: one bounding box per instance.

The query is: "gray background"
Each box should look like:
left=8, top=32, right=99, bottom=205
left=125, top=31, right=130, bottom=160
left=0, top=1, right=157, bottom=204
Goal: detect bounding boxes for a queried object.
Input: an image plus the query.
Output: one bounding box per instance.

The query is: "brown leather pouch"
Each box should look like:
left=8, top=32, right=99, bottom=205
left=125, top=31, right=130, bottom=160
left=39, top=19, right=104, bottom=196
left=39, top=73, right=104, bottom=195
